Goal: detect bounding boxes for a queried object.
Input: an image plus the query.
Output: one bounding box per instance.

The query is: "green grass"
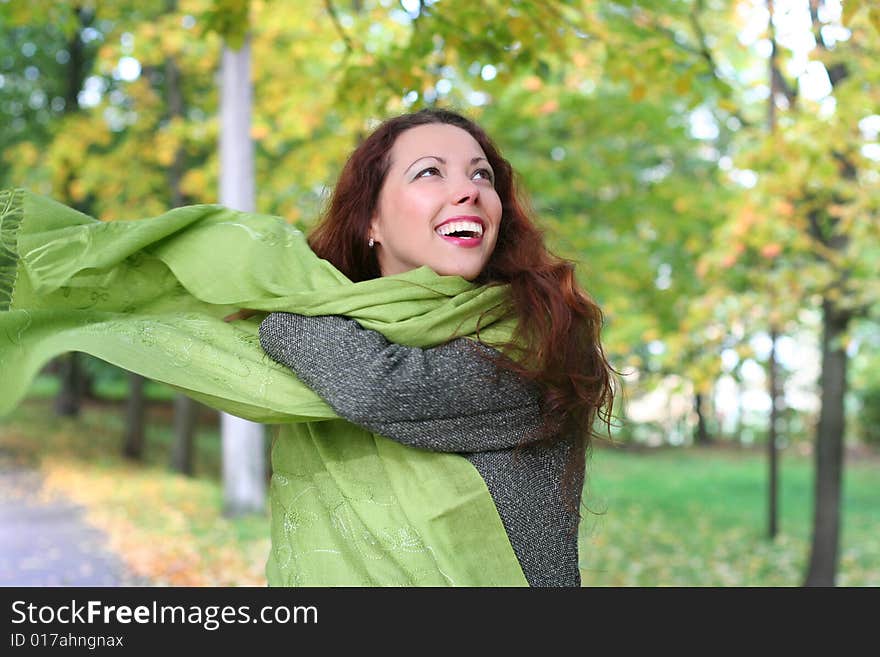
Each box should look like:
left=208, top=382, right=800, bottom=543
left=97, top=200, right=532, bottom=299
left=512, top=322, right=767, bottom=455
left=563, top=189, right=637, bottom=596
left=578, top=445, right=880, bottom=586
left=2, top=395, right=878, bottom=586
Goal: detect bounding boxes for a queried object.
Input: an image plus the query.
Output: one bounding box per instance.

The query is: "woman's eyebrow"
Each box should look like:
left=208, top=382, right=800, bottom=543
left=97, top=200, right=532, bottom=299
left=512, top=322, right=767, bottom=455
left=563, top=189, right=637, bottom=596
left=404, top=156, right=491, bottom=173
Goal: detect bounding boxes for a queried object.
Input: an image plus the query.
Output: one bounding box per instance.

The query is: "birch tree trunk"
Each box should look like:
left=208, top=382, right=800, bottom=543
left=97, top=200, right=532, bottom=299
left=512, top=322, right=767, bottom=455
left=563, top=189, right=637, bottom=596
left=218, top=35, right=266, bottom=515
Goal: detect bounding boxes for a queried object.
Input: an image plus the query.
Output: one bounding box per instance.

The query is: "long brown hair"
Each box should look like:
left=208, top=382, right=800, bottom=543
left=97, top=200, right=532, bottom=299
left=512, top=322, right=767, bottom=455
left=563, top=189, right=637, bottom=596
left=308, top=109, right=616, bottom=511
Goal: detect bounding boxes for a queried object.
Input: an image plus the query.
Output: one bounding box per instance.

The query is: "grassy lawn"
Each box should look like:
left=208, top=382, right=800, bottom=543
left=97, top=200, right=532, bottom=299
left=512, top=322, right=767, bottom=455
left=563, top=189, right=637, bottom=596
left=578, top=444, right=880, bottom=586
left=1, top=389, right=878, bottom=586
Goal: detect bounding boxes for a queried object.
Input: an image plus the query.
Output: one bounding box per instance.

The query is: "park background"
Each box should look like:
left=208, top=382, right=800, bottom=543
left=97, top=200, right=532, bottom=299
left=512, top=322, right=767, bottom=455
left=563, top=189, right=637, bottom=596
left=0, top=0, right=877, bottom=586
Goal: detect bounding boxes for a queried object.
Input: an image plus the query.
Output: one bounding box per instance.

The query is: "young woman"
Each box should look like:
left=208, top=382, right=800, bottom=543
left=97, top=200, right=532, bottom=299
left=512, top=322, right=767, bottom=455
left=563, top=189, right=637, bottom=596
left=0, top=109, right=613, bottom=587
left=258, top=109, right=616, bottom=586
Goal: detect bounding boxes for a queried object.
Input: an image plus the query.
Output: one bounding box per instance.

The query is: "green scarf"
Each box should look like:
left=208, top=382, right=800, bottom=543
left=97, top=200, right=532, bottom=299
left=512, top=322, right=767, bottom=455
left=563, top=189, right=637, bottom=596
left=0, top=188, right=529, bottom=586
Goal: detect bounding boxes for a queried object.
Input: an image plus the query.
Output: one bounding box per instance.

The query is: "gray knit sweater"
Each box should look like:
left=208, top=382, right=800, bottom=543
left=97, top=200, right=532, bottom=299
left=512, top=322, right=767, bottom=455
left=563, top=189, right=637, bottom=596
left=258, top=312, right=582, bottom=587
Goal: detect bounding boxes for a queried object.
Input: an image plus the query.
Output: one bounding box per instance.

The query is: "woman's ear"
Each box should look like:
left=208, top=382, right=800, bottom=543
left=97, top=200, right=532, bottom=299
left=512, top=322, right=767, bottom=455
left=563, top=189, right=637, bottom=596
left=369, top=215, right=383, bottom=245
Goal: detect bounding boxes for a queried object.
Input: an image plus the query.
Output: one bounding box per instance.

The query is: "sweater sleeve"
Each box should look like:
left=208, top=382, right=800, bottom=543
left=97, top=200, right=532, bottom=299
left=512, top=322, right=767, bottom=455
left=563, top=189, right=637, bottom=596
left=258, top=312, right=545, bottom=452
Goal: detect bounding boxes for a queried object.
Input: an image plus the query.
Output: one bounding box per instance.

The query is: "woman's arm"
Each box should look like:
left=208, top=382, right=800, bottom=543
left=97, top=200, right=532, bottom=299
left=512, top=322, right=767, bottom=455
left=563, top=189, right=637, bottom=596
left=258, top=312, right=545, bottom=452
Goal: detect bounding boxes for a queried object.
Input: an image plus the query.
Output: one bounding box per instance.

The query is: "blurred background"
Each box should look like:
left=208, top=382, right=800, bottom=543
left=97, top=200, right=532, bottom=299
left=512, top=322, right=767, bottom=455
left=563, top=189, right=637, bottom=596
left=0, top=0, right=877, bottom=586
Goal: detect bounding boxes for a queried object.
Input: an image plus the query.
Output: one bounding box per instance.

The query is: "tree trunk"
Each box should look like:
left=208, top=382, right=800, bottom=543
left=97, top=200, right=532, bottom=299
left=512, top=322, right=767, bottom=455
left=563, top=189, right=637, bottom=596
left=799, top=0, right=855, bottom=589
left=803, top=299, right=850, bottom=586
left=219, top=35, right=266, bottom=515
left=693, top=392, right=710, bottom=445
left=53, top=353, right=84, bottom=417
left=60, top=6, right=94, bottom=213
left=221, top=413, right=266, bottom=516
left=767, top=327, right=779, bottom=539
left=170, top=395, right=198, bottom=475
left=765, top=2, right=780, bottom=541
left=123, top=373, right=146, bottom=460
left=64, top=7, right=90, bottom=110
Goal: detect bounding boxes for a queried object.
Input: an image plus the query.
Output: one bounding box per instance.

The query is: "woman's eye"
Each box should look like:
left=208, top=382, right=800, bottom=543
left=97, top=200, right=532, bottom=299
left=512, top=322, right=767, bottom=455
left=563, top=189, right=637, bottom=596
left=473, top=168, right=494, bottom=182
left=416, top=166, right=441, bottom=178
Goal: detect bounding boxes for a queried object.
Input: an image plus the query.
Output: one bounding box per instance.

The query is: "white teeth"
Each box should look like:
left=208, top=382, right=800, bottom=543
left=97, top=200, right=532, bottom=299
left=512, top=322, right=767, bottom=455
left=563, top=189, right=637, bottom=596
left=435, top=221, right=484, bottom=237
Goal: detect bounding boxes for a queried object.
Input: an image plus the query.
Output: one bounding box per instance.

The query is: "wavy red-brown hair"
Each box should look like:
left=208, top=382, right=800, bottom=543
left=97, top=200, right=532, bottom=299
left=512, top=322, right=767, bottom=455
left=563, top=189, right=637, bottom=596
left=308, top=109, right=616, bottom=513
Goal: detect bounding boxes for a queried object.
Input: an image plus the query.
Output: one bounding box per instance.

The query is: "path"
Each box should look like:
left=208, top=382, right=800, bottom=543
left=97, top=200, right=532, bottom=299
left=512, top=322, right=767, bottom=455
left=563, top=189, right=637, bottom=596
left=0, top=450, right=149, bottom=586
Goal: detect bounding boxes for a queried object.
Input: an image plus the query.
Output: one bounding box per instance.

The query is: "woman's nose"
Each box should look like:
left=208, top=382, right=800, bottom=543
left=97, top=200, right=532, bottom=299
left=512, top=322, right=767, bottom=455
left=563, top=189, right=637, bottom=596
left=453, top=180, right=480, bottom=205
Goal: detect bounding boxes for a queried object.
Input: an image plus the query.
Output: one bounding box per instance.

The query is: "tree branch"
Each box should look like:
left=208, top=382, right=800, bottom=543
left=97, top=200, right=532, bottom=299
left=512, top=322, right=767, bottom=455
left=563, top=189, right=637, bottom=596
left=684, top=0, right=754, bottom=129
left=768, top=0, right=798, bottom=115
left=688, top=0, right=716, bottom=70
left=324, top=0, right=355, bottom=55
left=809, top=0, right=828, bottom=50
left=635, top=1, right=753, bottom=128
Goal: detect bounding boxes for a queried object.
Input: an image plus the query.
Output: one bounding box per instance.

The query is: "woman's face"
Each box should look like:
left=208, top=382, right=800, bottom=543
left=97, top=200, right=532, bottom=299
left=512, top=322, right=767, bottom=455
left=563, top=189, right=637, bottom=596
left=370, top=123, right=502, bottom=281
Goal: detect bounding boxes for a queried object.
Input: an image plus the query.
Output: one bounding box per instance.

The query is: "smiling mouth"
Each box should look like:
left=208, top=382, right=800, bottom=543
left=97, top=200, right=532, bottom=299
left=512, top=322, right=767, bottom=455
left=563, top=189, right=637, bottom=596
left=434, top=218, right=485, bottom=242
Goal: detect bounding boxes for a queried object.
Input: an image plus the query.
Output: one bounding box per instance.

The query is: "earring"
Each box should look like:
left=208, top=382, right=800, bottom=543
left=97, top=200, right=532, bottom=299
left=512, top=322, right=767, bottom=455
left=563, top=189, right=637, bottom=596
left=368, top=237, right=375, bottom=248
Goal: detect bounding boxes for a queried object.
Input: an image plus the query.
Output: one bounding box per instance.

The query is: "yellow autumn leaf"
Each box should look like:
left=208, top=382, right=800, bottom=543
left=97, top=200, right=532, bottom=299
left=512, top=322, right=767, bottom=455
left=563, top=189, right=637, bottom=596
left=775, top=200, right=795, bottom=217
left=539, top=99, right=560, bottom=115
left=760, top=243, right=782, bottom=259
left=139, top=23, right=157, bottom=40
left=842, top=0, right=865, bottom=26
left=870, top=8, right=880, bottom=33
left=161, top=29, right=185, bottom=56
left=626, top=354, right=643, bottom=369
left=69, top=179, right=87, bottom=202
left=675, top=74, right=692, bottom=95
left=250, top=123, right=270, bottom=140
left=720, top=252, right=739, bottom=268
left=181, top=169, right=207, bottom=198
left=16, top=142, right=40, bottom=168
left=97, top=45, right=116, bottom=62
left=732, top=205, right=757, bottom=236
left=523, top=76, right=543, bottom=92
left=154, top=131, right=179, bottom=167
